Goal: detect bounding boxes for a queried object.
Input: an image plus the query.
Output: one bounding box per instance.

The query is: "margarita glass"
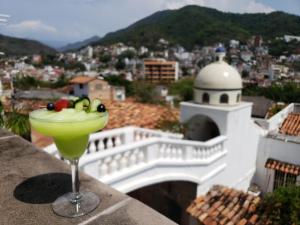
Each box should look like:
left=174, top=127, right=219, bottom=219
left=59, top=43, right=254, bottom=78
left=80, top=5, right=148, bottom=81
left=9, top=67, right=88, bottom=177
left=29, top=108, right=108, bottom=217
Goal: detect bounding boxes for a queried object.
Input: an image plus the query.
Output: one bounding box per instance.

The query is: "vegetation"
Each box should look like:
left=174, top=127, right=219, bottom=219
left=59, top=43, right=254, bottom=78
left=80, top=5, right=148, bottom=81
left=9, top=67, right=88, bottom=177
left=243, top=83, right=300, bottom=103
left=95, top=6, right=300, bottom=50
left=13, top=74, right=69, bottom=90
left=132, top=81, right=160, bottom=104
left=0, top=100, right=31, bottom=140
left=169, top=78, right=194, bottom=101
left=4, top=112, right=31, bottom=141
left=0, top=34, right=56, bottom=56
left=269, top=39, right=300, bottom=57
left=260, top=185, right=300, bottom=225
left=104, top=75, right=133, bottom=96
left=40, top=54, right=86, bottom=71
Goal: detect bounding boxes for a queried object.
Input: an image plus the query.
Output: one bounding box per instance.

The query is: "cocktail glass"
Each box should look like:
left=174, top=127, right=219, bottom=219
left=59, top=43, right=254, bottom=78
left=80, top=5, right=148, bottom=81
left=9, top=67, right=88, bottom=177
left=29, top=109, right=108, bottom=218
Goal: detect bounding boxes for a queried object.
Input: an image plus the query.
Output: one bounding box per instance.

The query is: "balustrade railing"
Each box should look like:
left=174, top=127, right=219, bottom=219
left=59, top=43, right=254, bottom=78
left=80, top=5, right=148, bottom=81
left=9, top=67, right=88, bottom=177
left=44, top=126, right=183, bottom=156
left=79, top=135, right=227, bottom=180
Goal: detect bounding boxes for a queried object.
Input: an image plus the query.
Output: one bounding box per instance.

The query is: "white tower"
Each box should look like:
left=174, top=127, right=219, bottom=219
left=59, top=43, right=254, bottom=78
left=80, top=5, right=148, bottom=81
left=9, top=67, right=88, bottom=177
left=180, top=47, right=259, bottom=193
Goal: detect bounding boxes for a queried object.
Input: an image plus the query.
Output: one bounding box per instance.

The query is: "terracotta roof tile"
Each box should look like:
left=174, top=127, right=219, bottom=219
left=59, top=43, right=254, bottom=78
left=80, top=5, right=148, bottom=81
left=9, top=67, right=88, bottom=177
left=187, top=185, right=266, bottom=225
left=103, top=99, right=179, bottom=130
left=279, top=113, right=300, bottom=136
left=265, top=158, right=300, bottom=175
left=69, top=76, right=96, bottom=84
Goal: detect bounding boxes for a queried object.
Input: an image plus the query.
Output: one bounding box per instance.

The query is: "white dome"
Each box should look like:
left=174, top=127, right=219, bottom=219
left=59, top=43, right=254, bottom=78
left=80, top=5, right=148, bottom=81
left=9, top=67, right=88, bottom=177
left=195, top=61, right=242, bottom=90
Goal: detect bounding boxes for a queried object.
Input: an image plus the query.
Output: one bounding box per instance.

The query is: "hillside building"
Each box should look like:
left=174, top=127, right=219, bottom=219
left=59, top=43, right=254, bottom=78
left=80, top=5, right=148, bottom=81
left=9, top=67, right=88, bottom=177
left=143, top=58, right=179, bottom=84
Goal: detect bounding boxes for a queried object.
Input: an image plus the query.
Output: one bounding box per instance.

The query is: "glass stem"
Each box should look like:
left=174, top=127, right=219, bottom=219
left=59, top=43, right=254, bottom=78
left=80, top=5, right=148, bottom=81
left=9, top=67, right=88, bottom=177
left=70, top=159, right=81, bottom=204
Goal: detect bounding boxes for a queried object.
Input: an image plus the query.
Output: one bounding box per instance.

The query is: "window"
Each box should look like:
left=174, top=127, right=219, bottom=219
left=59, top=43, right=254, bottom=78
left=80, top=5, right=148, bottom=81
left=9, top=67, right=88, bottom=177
left=274, top=170, right=297, bottom=190
left=237, top=94, right=241, bottom=102
left=220, top=94, right=229, bottom=103
left=202, top=93, right=209, bottom=103
left=79, top=84, right=84, bottom=89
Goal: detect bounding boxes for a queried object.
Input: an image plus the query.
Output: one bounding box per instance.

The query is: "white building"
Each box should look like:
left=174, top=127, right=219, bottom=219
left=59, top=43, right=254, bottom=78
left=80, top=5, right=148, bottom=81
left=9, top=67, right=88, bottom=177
left=44, top=48, right=300, bottom=224
left=284, top=35, right=300, bottom=43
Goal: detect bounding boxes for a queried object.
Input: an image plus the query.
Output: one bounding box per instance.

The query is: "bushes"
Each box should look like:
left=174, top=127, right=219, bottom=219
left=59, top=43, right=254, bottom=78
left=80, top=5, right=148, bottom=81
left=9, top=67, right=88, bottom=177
left=243, top=83, right=300, bottom=103
left=169, top=78, right=194, bottom=101
left=260, top=185, right=300, bottom=225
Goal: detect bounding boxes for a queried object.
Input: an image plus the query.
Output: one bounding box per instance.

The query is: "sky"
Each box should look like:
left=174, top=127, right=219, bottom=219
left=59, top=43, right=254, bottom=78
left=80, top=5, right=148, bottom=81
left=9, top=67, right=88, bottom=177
left=0, top=0, right=299, bottom=48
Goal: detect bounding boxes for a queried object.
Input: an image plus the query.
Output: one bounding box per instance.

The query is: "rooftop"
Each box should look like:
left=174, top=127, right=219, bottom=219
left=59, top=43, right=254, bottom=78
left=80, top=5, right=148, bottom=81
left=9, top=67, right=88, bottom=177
left=279, top=113, right=300, bottom=136
left=187, top=185, right=266, bottom=225
left=0, top=129, right=176, bottom=225
left=69, top=76, right=97, bottom=84
left=103, top=99, right=179, bottom=130
left=265, top=158, right=300, bottom=175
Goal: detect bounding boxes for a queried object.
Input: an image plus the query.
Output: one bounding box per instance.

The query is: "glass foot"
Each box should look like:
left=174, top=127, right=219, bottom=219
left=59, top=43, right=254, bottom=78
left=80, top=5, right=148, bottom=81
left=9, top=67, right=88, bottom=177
left=52, top=191, right=100, bottom=218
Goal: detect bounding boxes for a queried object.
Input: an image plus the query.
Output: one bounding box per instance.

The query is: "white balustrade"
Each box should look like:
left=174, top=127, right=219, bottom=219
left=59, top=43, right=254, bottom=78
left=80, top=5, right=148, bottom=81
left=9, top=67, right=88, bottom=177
left=80, top=135, right=227, bottom=181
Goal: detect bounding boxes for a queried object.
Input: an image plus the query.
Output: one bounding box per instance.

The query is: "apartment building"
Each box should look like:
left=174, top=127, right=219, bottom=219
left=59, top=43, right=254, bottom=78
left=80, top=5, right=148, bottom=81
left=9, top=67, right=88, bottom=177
left=143, top=58, right=179, bottom=83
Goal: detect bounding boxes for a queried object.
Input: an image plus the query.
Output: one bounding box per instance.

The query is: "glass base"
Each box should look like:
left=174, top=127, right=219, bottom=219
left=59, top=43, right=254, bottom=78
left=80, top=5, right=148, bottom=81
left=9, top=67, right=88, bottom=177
left=52, top=192, right=100, bottom=218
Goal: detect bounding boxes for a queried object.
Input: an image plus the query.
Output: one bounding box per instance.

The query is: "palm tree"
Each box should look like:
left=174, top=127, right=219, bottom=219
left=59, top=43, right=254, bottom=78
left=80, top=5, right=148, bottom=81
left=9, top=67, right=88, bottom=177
left=4, top=111, right=31, bottom=141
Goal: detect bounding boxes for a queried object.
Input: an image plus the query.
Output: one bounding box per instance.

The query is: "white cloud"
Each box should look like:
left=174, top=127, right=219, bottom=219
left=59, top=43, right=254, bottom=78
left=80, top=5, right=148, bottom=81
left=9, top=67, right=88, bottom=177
left=8, top=20, right=57, bottom=34
left=162, top=0, right=275, bottom=13
left=244, top=1, right=274, bottom=13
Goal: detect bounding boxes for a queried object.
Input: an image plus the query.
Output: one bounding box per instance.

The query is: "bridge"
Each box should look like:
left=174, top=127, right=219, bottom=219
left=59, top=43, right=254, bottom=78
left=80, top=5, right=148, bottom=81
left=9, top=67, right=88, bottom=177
left=44, top=126, right=228, bottom=194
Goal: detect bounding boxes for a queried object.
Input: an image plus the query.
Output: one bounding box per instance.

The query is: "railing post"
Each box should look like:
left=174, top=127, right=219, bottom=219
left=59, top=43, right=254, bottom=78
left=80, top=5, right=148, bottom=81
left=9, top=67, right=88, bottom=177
left=123, top=127, right=135, bottom=144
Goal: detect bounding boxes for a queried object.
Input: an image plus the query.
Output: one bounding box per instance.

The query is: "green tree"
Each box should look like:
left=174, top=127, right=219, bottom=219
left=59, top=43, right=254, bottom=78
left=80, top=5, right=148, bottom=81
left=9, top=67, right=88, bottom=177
left=169, top=78, right=194, bottom=101
left=260, top=185, right=300, bottom=225
left=132, top=81, right=160, bottom=104
left=4, top=112, right=31, bottom=141
left=115, top=59, right=126, bottom=70
left=104, top=75, right=133, bottom=96
left=99, top=54, right=111, bottom=63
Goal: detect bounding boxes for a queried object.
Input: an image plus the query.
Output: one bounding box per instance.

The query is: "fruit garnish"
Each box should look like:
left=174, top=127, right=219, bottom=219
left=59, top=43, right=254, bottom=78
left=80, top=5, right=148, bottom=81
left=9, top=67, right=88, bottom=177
left=55, top=99, right=70, bottom=112
left=97, top=104, right=106, bottom=112
left=74, top=97, right=90, bottom=111
left=47, top=103, right=55, bottom=111
left=90, top=99, right=101, bottom=112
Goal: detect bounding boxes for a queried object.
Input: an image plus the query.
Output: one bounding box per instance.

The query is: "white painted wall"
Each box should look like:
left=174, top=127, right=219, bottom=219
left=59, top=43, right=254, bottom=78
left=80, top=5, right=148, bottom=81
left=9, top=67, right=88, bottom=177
left=194, top=89, right=241, bottom=105
left=180, top=101, right=260, bottom=193
left=254, top=137, right=300, bottom=193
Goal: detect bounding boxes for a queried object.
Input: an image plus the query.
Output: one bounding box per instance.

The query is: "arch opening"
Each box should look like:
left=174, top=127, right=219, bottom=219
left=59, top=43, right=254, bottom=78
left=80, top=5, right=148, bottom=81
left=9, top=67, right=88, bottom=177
left=237, top=93, right=241, bottom=103
left=128, top=181, right=197, bottom=225
left=202, top=92, right=209, bottom=104
left=185, top=114, right=220, bottom=141
left=220, top=94, right=229, bottom=103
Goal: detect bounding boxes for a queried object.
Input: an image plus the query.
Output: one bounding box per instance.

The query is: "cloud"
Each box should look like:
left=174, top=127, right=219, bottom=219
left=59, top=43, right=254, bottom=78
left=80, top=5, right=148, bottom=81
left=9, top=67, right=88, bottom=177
left=8, top=20, right=57, bottom=34
left=162, top=0, right=275, bottom=13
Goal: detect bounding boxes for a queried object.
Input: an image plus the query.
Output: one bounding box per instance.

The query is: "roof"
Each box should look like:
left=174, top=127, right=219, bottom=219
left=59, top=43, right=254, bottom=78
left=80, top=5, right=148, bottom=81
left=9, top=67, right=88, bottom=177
left=265, top=158, right=300, bottom=175
left=186, top=185, right=266, bottom=225
left=69, top=76, right=97, bottom=84
left=279, top=113, right=300, bottom=136
left=242, top=96, right=273, bottom=118
left=104, top=99, right=179, bottom=130
left=195, top=61, right=242, bottom=90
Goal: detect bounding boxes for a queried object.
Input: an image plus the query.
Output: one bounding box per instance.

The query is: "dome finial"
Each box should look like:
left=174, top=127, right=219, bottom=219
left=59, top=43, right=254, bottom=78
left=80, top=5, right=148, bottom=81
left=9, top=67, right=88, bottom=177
left=215, top=44, right=226, bottom=62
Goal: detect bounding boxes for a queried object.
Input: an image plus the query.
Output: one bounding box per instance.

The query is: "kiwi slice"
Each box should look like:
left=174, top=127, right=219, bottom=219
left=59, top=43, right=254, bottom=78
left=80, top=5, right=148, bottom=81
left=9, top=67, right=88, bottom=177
left=89, top=99, right=101, bottom=112
left=74, top=97, right=90, bottom=111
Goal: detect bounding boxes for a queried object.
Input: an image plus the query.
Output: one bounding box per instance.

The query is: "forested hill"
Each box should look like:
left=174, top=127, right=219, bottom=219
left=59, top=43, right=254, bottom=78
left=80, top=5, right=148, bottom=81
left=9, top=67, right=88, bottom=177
left=95, top=5, right=300, bottom=49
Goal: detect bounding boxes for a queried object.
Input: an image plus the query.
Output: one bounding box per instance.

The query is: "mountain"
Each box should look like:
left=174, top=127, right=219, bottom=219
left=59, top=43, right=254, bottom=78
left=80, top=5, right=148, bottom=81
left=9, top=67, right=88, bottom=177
left=59, top=36, right=100, bottom=52
left=0, top=34, right=56, bottom=56
left=94, top=5, right=300, bottom=50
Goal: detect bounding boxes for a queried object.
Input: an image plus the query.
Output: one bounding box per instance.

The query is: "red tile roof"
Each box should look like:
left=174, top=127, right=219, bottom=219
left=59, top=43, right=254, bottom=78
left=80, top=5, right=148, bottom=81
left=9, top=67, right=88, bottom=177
left=265, top=158, right=300, bottom=175
left=103, top=99, right=179, bottom=130
left=279, top=113, right=300, bottom=136
left=187, top=185, right=268, bottom=225
left=69, top=76, right=96, bottom=84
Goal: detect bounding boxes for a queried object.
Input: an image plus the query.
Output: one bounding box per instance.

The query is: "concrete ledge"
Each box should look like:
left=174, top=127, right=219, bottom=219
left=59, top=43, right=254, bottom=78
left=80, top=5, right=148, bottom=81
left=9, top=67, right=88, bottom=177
left=0, top=129, right=176, bottom=225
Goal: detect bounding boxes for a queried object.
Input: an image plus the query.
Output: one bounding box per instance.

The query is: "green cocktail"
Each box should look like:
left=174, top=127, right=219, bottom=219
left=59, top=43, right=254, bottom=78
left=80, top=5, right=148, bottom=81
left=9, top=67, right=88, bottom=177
left=30, top=108, right=108, bottom=159
left=29, top=99, right=108, bottom=218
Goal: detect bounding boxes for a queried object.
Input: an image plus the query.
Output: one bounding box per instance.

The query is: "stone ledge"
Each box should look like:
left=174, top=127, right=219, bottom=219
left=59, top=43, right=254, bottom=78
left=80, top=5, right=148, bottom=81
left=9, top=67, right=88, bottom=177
left=0, top=129, right=177, bottom=225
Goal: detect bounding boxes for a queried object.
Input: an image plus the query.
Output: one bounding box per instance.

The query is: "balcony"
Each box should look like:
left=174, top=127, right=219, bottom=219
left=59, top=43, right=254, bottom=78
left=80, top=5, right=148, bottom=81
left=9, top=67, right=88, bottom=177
left=0, top=129, right=176, bottom=225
